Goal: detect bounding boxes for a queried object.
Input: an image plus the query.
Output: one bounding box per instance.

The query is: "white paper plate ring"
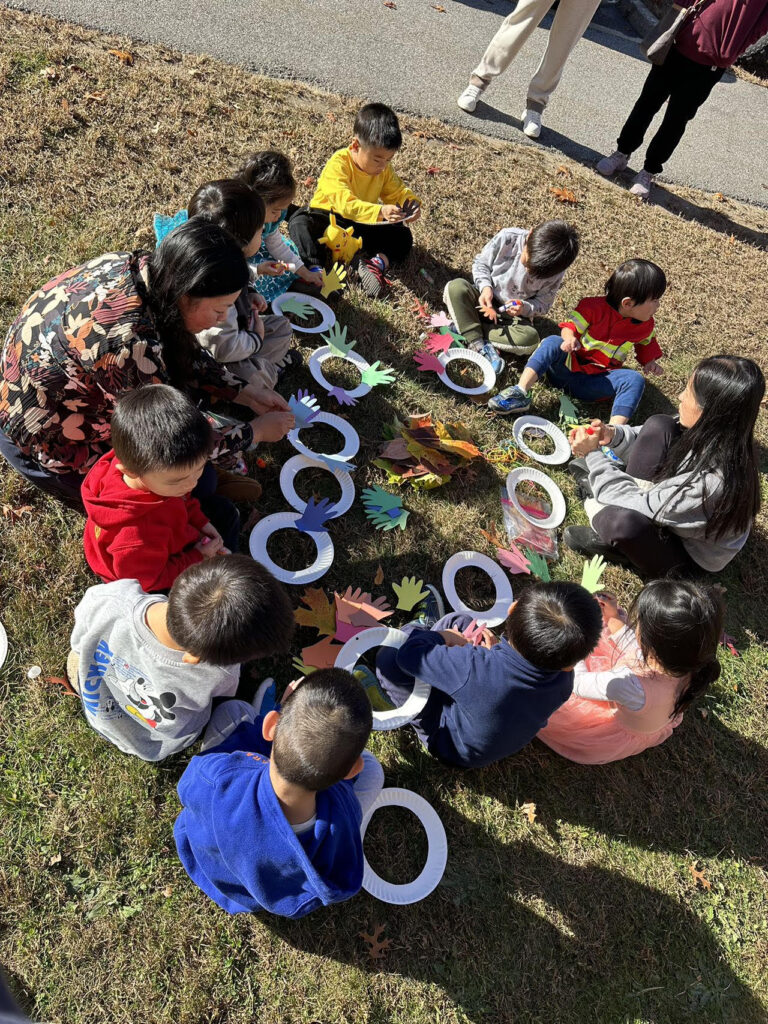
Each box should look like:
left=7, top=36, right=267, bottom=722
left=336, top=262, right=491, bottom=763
left=334, top=626, right=431, bottom=731
left=0, top=621, right=7, bottom=672
left=360, top=788, right=448, bottom=905
left=271, top=292, right=336, bottom=334
left=287, top=411, right=360, bottom=463
left=248, top=512, right=334, bottom=585
left=442, top=551, right=514, bottom=627
left=505, top=467, right=567, bottom=530
left=512, top=415, right=571, bottom=465
left=438, top=347, right=496, bottom=396
left=279, top=454, right=355, bottom=516
left=308, top=346, right=371, bottom=401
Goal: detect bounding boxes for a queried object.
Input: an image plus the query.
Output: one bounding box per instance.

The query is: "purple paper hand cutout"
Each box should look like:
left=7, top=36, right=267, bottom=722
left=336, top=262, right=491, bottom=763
left=328, top=386, right=358, bottom=407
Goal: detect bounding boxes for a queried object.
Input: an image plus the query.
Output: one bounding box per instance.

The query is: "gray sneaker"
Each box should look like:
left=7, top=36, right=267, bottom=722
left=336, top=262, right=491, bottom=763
left=596, top=150, right=629, bottom=177
left=488, top=384, right=531, bottom=416
left=629, top=169, right=655, bottom=199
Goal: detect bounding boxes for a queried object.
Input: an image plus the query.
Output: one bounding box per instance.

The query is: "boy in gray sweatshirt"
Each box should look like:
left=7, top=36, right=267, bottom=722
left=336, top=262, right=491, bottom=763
left=443, top=220, right=579, bottom=371
left=68, top=555, right=294, bottom=762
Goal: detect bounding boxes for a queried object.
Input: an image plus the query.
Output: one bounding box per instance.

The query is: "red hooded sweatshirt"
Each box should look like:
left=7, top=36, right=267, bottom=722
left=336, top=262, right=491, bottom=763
left=82, top=450, right=209, bottom=592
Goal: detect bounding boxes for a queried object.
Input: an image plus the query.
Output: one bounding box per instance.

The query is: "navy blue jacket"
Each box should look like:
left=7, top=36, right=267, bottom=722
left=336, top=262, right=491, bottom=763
left=395, top=631, right=573, bottom=768
left=174, top=721, right=364, bottom=917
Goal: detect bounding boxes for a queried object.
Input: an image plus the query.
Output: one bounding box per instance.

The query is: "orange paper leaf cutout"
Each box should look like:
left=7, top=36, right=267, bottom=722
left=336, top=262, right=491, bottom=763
left=301, top=636, right=343, bottom=671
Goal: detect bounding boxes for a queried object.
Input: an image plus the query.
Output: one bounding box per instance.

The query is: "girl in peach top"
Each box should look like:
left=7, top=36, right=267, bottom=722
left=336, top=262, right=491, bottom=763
left=537, top=579, right=723, bottom=764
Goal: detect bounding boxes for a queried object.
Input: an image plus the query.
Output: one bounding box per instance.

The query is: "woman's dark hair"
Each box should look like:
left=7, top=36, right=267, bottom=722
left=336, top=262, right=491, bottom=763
left=354, top=102, right=402, bottom=150
left=146, top=219, right=248, bottom=386
left=272, top=669, right=372, bottom=791
left=188, top=178, right=265, bottom=248
left=627, top=578, right=724, bottom=717
left=655, top=355, right=764, bottom=539
left=111, top=384, right=212, bottom=473
left=166, top=555, right=295, bottom=666
left=605, top=258, right=667, bottom=309
left=505, top=582, right=602, bottom=671
left=526, top=220, right=580, bottom=277
left=236, top=150, right=297, bottom=205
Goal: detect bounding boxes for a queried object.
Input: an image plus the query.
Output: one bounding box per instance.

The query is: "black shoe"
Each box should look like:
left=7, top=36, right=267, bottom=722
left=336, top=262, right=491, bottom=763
left=276, top=348, right=303, bottom=381
left=563, top=526, right=632, bottom=567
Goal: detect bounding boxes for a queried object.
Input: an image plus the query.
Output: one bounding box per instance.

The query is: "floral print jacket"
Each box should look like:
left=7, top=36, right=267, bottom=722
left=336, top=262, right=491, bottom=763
left=0, top=252, right=253, bottom=475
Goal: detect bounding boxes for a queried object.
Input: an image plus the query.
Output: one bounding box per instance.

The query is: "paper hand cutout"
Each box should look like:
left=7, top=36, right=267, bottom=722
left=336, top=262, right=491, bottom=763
left=392, top=576, right=430, bottom=611
left=558, top=394, right=580, bottom=427
left=398, top=198, right=420, bottom=219
left=291, top=656, right=317, bottom=677
left=301, top=635, right=343, bottom=670
left=361, top=485, right=403, bottom=512
left=412, top=297, right=429, bottom=320
left=497, top=543, right=532, bottom=575
left=368, top=508, right=409, bottom=531
left=153, top=209, right=188, bottom=245
left=321, top=262, right=347, bottom=298
left=294, top=587, right=336, bottom=635
left=323, top=323, right=356, bottom=358
left=281, top=296, right=316, bottom=320
left=327, top=386, right=358, bottom=407
left=295, top=497, right=337, bottom=533
left=413, top=350, right=444, bottom=374
left=581, top=554, right=607, bottom=594
left=314, top=453, right=357, bottom=474
left=429, top=311, right=452, bottom=328
left=424, top=332, right=455, bottom=355
left=360, top=361, right=395, bottom=388
left=288, top=390, right=321, bottom=428
left=523, top=548, right=551, bottom=582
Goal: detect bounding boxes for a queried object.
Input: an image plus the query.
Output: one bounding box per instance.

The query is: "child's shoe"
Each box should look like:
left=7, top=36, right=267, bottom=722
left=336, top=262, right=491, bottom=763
left=457, top=83, right=484, bottom=113
left=354, top=254, right=391, bottom=299
left=487, top=385, right=531, bottom=416
left=214, top=468, right=262, bottom=502
left=629, top=169, right=655, bottom=199
left=416, top=584, right=445, bottom=629
left=596, top=150, right=629, bottom=177
left=470, top=339, right=504, bottom=376
left=563, top=526, right=632, bottom=566
left=522, top=109, right=542, bottom=138
left=276, top=348, right=303, bottom=382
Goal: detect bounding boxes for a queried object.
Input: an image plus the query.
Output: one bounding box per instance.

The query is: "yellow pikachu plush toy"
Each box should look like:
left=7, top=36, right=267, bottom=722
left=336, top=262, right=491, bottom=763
left=318, top=214, right=363, bottom=265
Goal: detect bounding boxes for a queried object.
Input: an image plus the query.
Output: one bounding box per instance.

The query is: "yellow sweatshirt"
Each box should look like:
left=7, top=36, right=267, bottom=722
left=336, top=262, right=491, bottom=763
left=310, top=147, right=420, bottom=225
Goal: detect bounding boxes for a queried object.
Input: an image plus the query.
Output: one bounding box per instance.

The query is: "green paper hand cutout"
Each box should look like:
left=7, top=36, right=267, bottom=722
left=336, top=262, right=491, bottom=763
left=322, top=323, right=356, bottom=357
left=580, top=554, right=607, bottom=593
left=361, top=485, right=403, bottom=512
left=523, top=548, right=551, bottom=582
left=367, top=508, right=409, bottom=531
left=558, top=394, right=580, bottom=426
left=281, top=297, right=316, bottom=320
left=392, top=575, right=429, bottom=611
left=360, top=361, right=395, bottom=388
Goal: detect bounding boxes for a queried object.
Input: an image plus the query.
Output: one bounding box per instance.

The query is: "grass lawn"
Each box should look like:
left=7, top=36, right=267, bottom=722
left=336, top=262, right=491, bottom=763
left=1, top=8, right=767, bottom=1023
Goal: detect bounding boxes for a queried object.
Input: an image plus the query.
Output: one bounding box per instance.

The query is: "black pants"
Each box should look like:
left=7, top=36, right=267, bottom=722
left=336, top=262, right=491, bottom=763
left=192, top=463, right=240, bottom=553
left=617, top=48, right=725, bottom=174
left=592, top=415, right=696, bottom=577
left=287, top=206, right=414, bottom=268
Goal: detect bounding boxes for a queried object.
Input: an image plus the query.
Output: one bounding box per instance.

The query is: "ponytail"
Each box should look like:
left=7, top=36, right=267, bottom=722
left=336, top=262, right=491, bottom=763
left=672, top=657, right=721, bottom=717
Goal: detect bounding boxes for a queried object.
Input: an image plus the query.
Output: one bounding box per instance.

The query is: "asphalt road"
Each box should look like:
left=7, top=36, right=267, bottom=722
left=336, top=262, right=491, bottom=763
left=5, top=0, right=767, bottom=205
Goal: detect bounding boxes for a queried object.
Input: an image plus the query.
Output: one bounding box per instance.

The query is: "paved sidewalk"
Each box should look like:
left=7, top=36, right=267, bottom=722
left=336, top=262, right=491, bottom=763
left=5, top=0, right=767, bottom=205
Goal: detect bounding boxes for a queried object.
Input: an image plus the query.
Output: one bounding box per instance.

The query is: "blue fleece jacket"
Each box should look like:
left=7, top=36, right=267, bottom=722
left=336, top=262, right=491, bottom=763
left=395, top=632, right=573, bottom=768
left=173, top=721, right=365, bottom=918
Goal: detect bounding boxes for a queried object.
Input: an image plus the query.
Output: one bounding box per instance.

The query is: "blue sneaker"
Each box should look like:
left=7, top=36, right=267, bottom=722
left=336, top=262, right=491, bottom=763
left=471, top=340, right=504, bottom=376
left=488, top=385, right=532, bottom=416
left=416, top=584, right=445, bottom=628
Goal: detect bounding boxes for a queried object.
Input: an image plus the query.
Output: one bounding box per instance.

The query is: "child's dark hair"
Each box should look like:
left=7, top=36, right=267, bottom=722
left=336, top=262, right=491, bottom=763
left=627, top=579, right=724, bottom=717
left=505, top=582, right=602, bottom=671
left=166, top=555, right=295, bottom=666
left=605, top=258, right=667, bottom=309
left=111, top=384, right=212, bottom=474
left=146, top=219, right=248, bottom=386
left=655, top=355, right=764, bottom=539
left=272, top=669, right=372, bottom=791
left=236, top=150, right=297, bottom=205
left=188, top=179, right=266, bottom=249
left=525, top=221, right=580, bottom=277
left=354, top=103, right=402, bottom=150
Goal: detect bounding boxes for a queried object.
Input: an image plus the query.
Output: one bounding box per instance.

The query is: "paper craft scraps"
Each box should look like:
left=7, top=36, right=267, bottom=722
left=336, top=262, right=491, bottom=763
left=294, top=587, right=336, bottom=636
left=374, top=415, right=483, bottom=491
left=580, top=554, right=607, bottom=594
left=301, top=635, right=344, bottom=671
left=335, top=588, right=393, bottom=641
left=288, top=390, right=321, bottom=429
left=392, top=576, right=430, bottom=612
left=292, top=656, right=316, bottom=677
left=481, top=523, right=532, bottom=575
left=360, top=484, right=409, bottom=531
left=321, top=262, right=347, bottom=298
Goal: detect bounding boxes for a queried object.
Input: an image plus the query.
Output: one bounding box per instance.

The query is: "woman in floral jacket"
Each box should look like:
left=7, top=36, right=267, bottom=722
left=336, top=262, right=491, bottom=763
left=0, top=220, right=294, bottom=505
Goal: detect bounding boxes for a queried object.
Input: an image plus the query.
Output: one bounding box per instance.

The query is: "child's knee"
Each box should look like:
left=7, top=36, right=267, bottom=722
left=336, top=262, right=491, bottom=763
left=594, top=506, right=648, bottom=545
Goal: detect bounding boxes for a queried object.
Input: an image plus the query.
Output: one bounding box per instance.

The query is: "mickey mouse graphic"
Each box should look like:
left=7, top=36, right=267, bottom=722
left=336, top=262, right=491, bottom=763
left=124, top=676, right=177, bottom=729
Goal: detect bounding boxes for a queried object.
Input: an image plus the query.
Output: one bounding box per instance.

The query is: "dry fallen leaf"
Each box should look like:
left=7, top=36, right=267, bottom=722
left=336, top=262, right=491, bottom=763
left=40, top=66, right=58, bottom=82
left=162, top=885, right=173, bottom=898
left=2, top=503, right=33, bottom=523
left=294, top=587, right=336, bottom=636
left=84, top=92, right=106, bottom=103
left=48, top=853, right=62, bottom=866
left=61, top=98, right=70, bottom=113
left=431, top=3, right=447, bottom=10
left=714, top=192, right=725, bottom=203
left=556, top=164, right=571, bottom=176
left=359, top=923, right=392, bottom=960
left=427, top=166, right=442, bottom=176
left=521, top=802, right=537, bottom=824
left=549, top=185, right=578, bottom=204
left=374, top=564, right=385, bottom=586
left=327, top=112, right=337, bottom=122
left=383, top=0, right=397, bottom=7
left=108, top=48, right=134, bottom=65
left=303, top=175, right=315, bottom=187
left=688, top=864, right=712, bottom=890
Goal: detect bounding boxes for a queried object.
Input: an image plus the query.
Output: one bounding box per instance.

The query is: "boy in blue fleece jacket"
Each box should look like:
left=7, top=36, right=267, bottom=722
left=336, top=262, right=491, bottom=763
left=174, top=669, right=383, bottom=918
left=375, top=582, right=602, bottom=769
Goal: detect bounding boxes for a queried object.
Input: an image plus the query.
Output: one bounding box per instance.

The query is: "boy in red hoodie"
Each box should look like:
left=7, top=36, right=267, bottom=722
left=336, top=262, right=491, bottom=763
left=82, top=385, right=239, bottom=592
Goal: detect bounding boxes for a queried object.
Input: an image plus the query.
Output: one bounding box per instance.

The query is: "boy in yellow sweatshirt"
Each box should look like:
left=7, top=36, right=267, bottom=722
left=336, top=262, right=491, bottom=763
left=289, top=103, right=421, bottom=298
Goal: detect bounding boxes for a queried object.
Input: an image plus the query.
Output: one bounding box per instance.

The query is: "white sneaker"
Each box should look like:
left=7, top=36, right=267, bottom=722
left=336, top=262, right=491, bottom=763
left=629, top=169, right=655, bottom=199
left=457, top=83, right=483, bottom=113
left=522, top=109, right=542, bottom=138
left=596, top=150, right=629, bottom=177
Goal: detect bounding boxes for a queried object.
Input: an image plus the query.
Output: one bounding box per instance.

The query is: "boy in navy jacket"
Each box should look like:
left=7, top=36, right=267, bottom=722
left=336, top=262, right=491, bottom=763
left=376, top=582, right=602, bottom=769
left=174, top=669, right=383, bottom=918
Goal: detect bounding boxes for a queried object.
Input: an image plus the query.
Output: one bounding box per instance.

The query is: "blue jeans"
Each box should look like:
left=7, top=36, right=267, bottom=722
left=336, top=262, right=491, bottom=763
left=527, top=335, right=645, bottom=420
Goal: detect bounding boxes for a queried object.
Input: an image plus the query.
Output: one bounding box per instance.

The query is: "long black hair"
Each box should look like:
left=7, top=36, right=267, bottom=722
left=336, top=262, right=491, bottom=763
left=627, top=578, right=724, bottom=717
left=145, top=219, right=248, bottom=386
left=655, top=355, right=765, bottom=539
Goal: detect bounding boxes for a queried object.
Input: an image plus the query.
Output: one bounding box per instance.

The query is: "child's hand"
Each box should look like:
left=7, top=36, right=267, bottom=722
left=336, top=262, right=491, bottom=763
left=380, top=204, right=405, bottom=223
left=195, top=532, right=227, bottom=558
left=568, top=419, right=614, bottom=446
left=643, top=359, right=663, bottom=377
left=560, top=335, right=581, bottom=354
left=570, top=426, right=601, bottom=456
left=258, top=261, right=287, bottom=277
left=476, top=627, right=499, bottom=649
left=477, top=287, right=497, bottom=322
left=297, top=265, right=322, bottom=287
left=251, top=292, right=267, bottom=314
left=440, top=628, right=470, bottom=647
left=251, top=410, right=295, bottom=443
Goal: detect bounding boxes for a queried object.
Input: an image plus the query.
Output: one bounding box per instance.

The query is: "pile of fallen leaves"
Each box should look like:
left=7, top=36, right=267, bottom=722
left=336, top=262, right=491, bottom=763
left=374, top=414, right=484, bottom=490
